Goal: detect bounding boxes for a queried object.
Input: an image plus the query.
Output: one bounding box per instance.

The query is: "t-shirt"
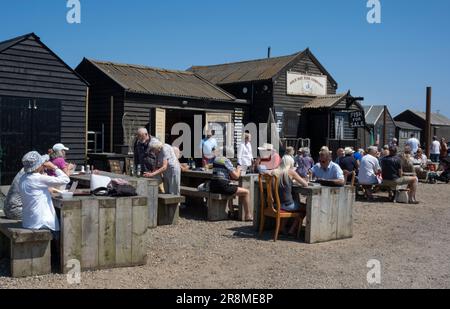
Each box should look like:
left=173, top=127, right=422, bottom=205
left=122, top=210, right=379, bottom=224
left=358, top=154, right=380, bottom=185
left=431, top=141, right=441, bottom=155
left=295, top=155, right=314, bottom=177
left=406, top=138, right=420, bottom=154
left=19, top=169, right=70, bottom=231
left=157, top=144, right=179, bottom=169
left=212, top=157, right=234, bottom=181
left=47, top=157, right=67, bottom=176
left=339, top=155, right=358, bottom=172
left=201, top=138, right=218, bottom=159
left=381, top=155, right=402, bottom=181
left=353, top=152, right=362, bottom=162
left=311, top=161, right=344, bottom=180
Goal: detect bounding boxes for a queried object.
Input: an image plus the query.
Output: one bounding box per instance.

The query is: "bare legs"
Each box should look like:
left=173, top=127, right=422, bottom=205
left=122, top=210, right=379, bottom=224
left=236, top=187, right=252, bottom=220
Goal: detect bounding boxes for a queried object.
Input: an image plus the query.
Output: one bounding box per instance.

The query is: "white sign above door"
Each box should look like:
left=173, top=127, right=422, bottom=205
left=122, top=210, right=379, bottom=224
left=287, top=72, right=327, bottom=96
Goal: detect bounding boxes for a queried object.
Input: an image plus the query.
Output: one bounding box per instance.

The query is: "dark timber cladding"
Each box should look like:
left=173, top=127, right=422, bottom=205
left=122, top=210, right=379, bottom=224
left=0, top=33, right=88, bottom=185
left=75, top=59, right=246, bottom=153
left=189, top=49, right=340, bottom=138
left=190, top=49, right=364, bottom=155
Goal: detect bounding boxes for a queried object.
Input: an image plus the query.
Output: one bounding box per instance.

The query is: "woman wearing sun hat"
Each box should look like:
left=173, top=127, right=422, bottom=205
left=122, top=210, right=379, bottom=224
left=19, top=151, right=70, bottom=234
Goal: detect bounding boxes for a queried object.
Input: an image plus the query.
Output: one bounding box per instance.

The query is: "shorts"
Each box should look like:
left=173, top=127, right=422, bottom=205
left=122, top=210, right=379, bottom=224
left=281, top=201, right=301, bottom=212
left=210, top=179, right=238, bottom=195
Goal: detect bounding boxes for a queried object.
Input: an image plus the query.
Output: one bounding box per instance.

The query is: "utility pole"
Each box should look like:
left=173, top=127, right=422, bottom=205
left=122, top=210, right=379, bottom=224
left=425, top=87, right=432, bottom=158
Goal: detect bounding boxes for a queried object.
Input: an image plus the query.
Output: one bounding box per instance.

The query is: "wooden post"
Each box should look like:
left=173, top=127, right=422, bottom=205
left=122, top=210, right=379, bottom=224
left=383, top=105, right=387, bottom=146
left=425, top=87, right=432, bottom=158
left=110, top=96, right=114, bottom=153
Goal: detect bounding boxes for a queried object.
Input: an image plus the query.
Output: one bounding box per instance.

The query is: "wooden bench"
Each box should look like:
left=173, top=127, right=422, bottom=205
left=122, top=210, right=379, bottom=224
left=180, top=186, right=234, bottom=221
left=0, top=218, right=53, bottom=277
left=357, top=182, right=408, bottom=202
left=157, top=194, right=186, bottom=226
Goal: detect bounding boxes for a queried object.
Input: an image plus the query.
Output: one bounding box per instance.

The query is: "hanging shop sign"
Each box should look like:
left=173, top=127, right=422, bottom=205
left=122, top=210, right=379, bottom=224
left=349, top=110, right=366, bottom=128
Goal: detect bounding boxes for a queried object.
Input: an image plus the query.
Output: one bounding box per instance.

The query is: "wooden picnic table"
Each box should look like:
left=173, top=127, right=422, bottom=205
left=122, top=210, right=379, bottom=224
left=70, top=171, right=159, bottom=228
left=253, top=181, right=354, bottom=244
left=181, top=170, right=259, bottom=221
left=53, top=195, right=148, bottom=274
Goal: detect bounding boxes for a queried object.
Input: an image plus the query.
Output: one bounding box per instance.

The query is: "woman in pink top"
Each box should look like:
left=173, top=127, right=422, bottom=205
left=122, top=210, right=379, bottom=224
left=48, top=143, right=74, bottom=176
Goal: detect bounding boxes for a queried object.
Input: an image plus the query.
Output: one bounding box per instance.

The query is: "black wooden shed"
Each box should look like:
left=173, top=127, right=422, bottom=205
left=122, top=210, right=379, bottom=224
left=394, top=110, right=450, bottom=146
left=0, top=33, right=88, bottom=185
left=75, top=58, right=248, bottom=157
left=190, top=49, right=365, bottom=156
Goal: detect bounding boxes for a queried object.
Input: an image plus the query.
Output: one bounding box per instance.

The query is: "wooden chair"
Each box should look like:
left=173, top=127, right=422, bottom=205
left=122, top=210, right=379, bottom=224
left=258, top=174, right=302, bottom=242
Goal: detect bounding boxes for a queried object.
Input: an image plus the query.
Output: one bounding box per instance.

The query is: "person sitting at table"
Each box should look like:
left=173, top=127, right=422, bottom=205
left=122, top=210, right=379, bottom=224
left=47, top=143, right=74, bottom=177
left=358, top=146, right=381, bottom=200
left=335, top=148, right=345, bottom=165
left=429, top=158, right=450, bottom=184
left=311, top=148, right=345, bottom=186
left=272, top=155, right=308, bottom=236
left=3, top=169, right=25, bottom=220
left=413, top=148, right=428, bottom=180
left=256, top=143, right=281, bottom=173
left=294, top=147, right=314, bottom=180
left=19, top=151, right=70, bottom=237
left=209, top=148, right=252, bottom=221
left=380, top=145, right=418, bottom=204
left=144, top=140, right=181, bottom=196
left=400, top=146, right=416, bottom=175
left=339, top=147, right=359, bottom=183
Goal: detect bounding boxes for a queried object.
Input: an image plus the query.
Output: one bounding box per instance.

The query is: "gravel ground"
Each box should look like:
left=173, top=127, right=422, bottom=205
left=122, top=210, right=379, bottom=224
left=1, top=182, right=450, bottom=289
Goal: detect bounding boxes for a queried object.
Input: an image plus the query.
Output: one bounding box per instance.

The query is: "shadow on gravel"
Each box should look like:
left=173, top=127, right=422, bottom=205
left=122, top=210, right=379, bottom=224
left=227, top=225, right=306, bottom=243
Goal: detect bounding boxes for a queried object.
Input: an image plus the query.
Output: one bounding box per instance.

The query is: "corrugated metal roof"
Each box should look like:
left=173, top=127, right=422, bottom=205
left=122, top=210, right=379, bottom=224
left=363, top=105, right=385, bottom=125
left=87, top=59, right=237, bottom=102
left=189, top=51, right=305, bottom=84
left=409, top=110, right=450, bottom=126
left=0, top=33, right=34, bottom=53
left=395, top=121, right=422, bottom=131
left=302, top=93, right=348, bottom=109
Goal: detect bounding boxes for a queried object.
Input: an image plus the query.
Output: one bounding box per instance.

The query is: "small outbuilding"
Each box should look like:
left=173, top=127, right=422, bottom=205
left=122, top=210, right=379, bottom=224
left=394, top=110, right=450, bottom=146
left=0, top=33, right=88, bottom=185
left=362, top=105, right=396, bottom=148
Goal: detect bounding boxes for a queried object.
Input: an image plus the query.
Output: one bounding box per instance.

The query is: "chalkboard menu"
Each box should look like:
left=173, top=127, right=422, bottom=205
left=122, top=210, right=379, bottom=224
left=350, top=111, right=365, bottom=128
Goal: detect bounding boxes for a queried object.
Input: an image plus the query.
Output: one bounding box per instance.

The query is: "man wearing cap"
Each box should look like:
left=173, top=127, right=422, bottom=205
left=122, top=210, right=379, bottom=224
left=19, top=151, right=70, bottom=234
left=48, top=143, right=74, bottom=176
left=256, top=143, right=281, bottom=172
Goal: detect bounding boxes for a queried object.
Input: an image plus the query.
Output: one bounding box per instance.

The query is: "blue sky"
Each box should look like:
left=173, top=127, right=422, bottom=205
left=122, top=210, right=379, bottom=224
left=1, top=0, right=449, bottom=117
